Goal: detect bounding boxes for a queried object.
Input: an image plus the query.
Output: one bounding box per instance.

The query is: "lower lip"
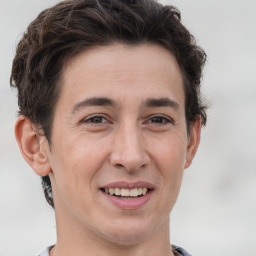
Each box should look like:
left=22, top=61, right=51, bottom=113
left=101, top=190, right=153, bottom=210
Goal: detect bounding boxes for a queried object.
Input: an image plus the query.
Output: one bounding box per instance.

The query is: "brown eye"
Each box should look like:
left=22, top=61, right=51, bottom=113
left=83, top=115, right=108, bottom=124
left=89, top=116, right=104, bottom=123
left=149, top=116, right=172, bottom=124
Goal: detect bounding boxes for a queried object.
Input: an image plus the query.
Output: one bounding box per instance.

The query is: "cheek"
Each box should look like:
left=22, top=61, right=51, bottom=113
left=153, top=134, right=187, bottom=173
left=49, top=143, right=103, bottom=218
left=151, top=136, right=186, bottom=202
left=50, top=136, right=109, bottom=194
left=160, top=149, right=185, bottom=192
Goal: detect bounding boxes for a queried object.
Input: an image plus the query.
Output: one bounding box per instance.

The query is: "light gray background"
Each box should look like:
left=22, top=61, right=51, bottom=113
left=1, top=0, right=255, bottom=255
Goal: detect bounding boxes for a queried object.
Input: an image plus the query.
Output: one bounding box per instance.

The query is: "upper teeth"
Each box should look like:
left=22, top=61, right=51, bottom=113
left=104, top=188, right=148, bottom=197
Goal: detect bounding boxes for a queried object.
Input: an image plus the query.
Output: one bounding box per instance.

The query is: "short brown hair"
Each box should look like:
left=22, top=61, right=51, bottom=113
left=10, top=0, right=207, bottom=208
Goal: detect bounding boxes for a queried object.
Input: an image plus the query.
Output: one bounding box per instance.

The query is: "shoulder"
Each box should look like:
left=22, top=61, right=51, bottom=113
left=172, top=245, right=192, bottom=256
left=38, top=246, right=54, bottom=256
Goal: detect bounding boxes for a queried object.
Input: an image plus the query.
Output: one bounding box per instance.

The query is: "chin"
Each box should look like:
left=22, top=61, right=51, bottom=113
left=100, top=219, right=154, bottom=246
left=107, top=231, right=151, bottom=247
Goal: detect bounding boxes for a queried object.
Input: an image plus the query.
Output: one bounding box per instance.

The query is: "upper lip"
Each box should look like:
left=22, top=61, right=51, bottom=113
left=101, top=181, right=154, bottom=189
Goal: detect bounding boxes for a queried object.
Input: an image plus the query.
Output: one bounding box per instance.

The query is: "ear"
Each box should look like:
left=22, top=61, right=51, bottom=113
left=15, top=115, right=51, bottom=176
left=184, top=117, right=201, bottom=169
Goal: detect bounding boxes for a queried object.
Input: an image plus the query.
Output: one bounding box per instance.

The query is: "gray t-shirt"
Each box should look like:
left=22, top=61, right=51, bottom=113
left=38, top=245, right=192, bottom=256
left=172, top=245, right=192, bottom=256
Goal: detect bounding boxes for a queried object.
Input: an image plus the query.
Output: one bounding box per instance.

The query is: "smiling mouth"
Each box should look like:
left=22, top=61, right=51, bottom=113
left=100, top=187, right=152, bottom=198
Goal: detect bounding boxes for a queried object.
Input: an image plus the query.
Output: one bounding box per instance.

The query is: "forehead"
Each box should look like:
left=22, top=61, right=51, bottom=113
left=65, top=43, right=182, bottom=80
left=58, top=43, right=184, bottom=110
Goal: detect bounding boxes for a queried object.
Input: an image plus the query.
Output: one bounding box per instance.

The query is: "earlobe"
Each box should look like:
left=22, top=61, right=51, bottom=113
left=184, top=117, right=201, bottom=169
left=15, top=115, right=52, bottom=176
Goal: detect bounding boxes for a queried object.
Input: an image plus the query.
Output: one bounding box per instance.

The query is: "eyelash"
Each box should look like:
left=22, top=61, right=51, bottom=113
left=80, top=114, right=174, bottom=126
left=81, top=115, right=110, bottom=124
left=146, top=115, right=174, bottom=125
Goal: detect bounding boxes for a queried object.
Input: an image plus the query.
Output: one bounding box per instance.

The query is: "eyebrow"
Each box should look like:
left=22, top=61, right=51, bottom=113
left=71, top=96, right=180, bottom=114
left=71, top=97, right=116, bottom=113
left=144, top=98, right=180, bottom=110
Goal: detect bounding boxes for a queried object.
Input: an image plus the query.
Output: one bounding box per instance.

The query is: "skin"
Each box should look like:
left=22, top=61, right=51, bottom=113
left=15, top=43, right=201, bottom=256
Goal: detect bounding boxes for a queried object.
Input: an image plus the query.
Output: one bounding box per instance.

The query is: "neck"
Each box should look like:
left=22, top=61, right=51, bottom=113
left=52, top=213, right=174, bottom=256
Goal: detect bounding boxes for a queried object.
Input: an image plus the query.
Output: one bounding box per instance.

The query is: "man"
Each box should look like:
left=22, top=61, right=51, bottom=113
left=11, top=0, right=207, bottom=255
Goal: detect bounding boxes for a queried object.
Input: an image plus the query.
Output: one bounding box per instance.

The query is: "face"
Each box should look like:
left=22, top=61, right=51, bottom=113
left=43, top=43, right=199, bottom=246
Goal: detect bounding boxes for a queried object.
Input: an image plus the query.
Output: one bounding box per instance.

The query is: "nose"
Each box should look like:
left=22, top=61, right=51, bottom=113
left=109, top=122, right=150, bottom=172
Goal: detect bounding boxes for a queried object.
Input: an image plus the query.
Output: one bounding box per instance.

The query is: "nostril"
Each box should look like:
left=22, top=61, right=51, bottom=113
left=115, top=163, right=124, bottom=168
